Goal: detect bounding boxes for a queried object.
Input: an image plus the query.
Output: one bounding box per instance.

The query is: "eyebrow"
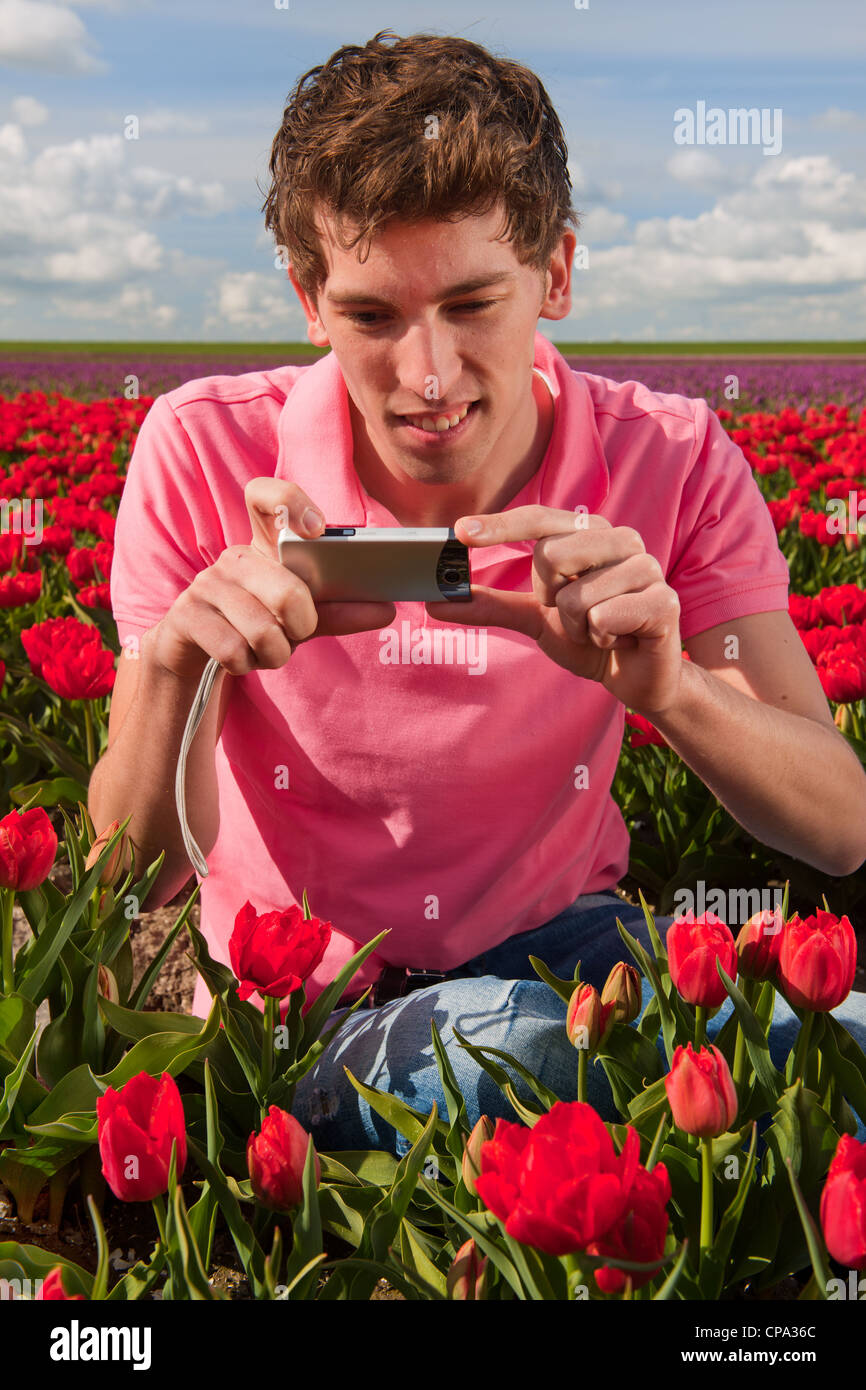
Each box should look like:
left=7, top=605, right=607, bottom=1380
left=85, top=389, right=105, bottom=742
left=325, top=271, right=520, bottom=308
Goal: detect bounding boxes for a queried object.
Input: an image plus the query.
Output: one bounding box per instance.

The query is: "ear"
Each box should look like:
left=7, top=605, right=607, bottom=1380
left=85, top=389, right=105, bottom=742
left=538, top=229, right=578, bottom=323
left=286, top=264, right=330, bottom=348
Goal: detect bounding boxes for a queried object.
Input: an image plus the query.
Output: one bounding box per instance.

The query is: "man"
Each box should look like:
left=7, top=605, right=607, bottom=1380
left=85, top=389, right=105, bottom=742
left=90, top=31, right=866, bottom=1152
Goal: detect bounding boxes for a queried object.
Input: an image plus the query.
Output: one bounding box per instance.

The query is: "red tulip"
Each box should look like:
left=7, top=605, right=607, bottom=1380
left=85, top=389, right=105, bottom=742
left=736, top=907, right=783, bottom=982
left=587, top=1162, right=672, bottom=1294
left=819, top=584, right=866, bottom=627
left=566, top=983, right=615, bottom=1053
left=474, top=1101, right=641, bottom=1256
left=446, top=1238, right=489, bottom=1299
left=664, top=1043, right=738, bottom=1138
left=41, top=640, right=116, bottom=699
left=0, top=571, right=41, bottom=607
left=0, top=806, right=58, bottom=890
left=820, top=1134, right=866, bottom=1270
left=666, top=912, right=738, bottom=1008
left=625, top=712, right=667, bottom=747
left=229, top=900, right=332, bottom=1001
left=816, top=646, right=866, bottom=703
left=97, top=1071, right=187, bottom=1201
left=247, top=1106, right=320, bottom=1211
left=21, top=616, right=102, bottom=679
left=777, top=910, right=857, bottom=1012
left=37, top=1266, right=84, bottom=1300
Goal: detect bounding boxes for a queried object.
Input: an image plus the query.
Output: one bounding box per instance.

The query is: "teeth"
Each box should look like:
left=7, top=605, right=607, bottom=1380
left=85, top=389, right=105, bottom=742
left=409, top=403, right=471, bottom=433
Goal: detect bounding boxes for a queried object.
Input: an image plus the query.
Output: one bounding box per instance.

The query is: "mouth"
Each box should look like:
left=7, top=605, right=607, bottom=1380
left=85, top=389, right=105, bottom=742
left=395, top=399, right=479, bottom=441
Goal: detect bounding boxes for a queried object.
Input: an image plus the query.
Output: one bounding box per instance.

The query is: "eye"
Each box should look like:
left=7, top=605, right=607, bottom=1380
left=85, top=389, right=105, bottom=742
left=343, top=299, right=499, bottom=326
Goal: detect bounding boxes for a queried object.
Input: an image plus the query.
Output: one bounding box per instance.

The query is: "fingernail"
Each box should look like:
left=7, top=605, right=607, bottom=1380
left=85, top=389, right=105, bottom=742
left=463, top=518, right=483, bottom=536
left=302, top=507, right=324, bottom=533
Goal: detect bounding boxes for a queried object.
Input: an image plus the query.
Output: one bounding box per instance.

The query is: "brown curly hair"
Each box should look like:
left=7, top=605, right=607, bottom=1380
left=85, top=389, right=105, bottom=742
left=262, top=29, right=580, bottom=300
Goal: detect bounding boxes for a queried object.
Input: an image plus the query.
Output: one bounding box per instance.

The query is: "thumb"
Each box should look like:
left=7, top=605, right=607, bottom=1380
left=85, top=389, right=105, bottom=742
left=426, top=585, right=543, bottom=640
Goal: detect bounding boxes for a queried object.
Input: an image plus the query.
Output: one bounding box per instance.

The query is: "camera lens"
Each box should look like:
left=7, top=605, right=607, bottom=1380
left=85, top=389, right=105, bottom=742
left=443, top=568, right=461, bottom=584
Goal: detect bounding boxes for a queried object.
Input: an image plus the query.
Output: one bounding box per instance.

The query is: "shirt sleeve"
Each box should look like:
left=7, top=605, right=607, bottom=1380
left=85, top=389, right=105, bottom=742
left=110, top=394, right=226, bottom=647
left=667, top=398, right=790, bottom=641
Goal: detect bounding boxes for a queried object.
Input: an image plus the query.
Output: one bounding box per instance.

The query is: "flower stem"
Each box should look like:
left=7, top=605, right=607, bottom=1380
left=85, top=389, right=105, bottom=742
left=694, top=1006, right=706, bottom=1049
left=1, top=887, right=14, bottom=995
left=83, top=701, right=96, bottom=767
left=577, top=1048, right=588, bottom=1105
left=261, top=994, right=277, bottom=1117
left=732, top=978, right=755, bottom=1094
left=151, top=1192, right=168, bottom=1246
left=792, top=1009, right=814, bottom=1082
left=700, top=1137, right=714, bottom=1266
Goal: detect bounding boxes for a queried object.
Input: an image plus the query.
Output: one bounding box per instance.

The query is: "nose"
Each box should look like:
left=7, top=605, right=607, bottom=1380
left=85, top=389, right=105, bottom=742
left=394, top=317, right=462, bottom=407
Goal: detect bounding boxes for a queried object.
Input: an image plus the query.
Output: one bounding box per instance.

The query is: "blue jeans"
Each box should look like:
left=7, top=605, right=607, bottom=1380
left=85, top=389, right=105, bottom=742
left=292, top=890, right=866, bottom=1154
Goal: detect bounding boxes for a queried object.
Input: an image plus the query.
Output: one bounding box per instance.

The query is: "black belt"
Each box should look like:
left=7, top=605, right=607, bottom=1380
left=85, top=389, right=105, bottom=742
left=362, top=965, right=448, bottom=1008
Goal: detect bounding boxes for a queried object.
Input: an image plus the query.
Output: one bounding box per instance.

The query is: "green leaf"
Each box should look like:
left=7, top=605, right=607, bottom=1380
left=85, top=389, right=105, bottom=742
left=418, top=1177, right=525, bottom=1299
left=17, top=851, right=111, bottom=1002
left=0, top=1243, right=92, bottom=1298
left=785, top=1159, right=831, bottom=1298
left=698, top=1123, right=759, bottom=1301
left=451, top=1026, right=561, bottom=1111
left=281, top=1135, right=324, bottom=1300
left=319, top=1150, right=399, bottom=1187
left=343, top=1067, right=444, bottom=1148
left=528, top=954, right=579, bottom=1003
left=300, top=930, right=389, bottom=1052
left=9, top=776, right=89, bottom=809
left=652, top=1239, right=690, bottom=1300
left=0, top=1029, right=39, bottom=1133
left=716, top=962, right=783, bottom=1112
left=819, top=1015, right=866, bottom=1124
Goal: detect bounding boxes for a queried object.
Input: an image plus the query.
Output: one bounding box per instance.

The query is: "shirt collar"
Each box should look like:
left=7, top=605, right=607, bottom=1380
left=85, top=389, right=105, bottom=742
left=274, top=331, right=610, bottom=574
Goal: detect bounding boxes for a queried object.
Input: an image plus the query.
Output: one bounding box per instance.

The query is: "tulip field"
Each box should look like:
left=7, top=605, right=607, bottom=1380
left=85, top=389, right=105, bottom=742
left=0, top=349, right=865, bottom=1311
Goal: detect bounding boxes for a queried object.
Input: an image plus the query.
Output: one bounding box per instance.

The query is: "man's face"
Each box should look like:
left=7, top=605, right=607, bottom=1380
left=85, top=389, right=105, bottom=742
left=289, top=203, right=573, bottom=489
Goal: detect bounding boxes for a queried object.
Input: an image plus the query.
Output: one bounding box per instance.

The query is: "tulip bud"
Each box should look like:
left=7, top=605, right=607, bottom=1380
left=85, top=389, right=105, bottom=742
left=566, top=983, right=614, bottom=1053
left=461, top=1115, right=495, bottom=1198
left=85, top=820, right=133, bottom=889
left=446, top=1238, right=488, bottom=1300
left=777, top=910, right=857, bottom=1012
left=247, top=1106, right=320, bottom=1212
left=736, top=907, right=783, bottom=982
left=601, top=961, right=641, bottom=1024
left=97, top=964, right=119, bottom=1004
left=664, top=1043, right=738, bottom=1138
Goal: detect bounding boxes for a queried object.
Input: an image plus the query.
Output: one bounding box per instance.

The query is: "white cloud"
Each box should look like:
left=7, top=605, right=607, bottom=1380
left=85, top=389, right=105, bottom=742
left=0, top=129, right=229, bottom=294
left=206, top=270, right=307, bottom=333
left=10, top=94, right=47, bottom=124
left=666, top=149, right=727, bottom=185
left=0, top=0, right=105, bottom=74
left=563, top=153, right=866, bottom=336
left=581, top=206, right=628, bottom=245
left=0, top=123, right=26, bottom=159
left=52, top=284, right=177, bottom=326
left=138, top=108, right=210, bottom=136
left=812, top=107, right=866, bottom=130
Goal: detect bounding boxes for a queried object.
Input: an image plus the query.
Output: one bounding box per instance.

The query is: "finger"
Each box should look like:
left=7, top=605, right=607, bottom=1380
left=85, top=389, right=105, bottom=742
left=454, top=506, right=612, bottom=548
left=307, top=600, right=397, bottom=640
left=558, top=582, right=680, bottom=650
left=245, top=477, right=326, bottom=557
left=426, top=586, right=544, bottom=640
left=532, top=527, right=649, bottom=606
left=545, top=552, right=664, bottom=641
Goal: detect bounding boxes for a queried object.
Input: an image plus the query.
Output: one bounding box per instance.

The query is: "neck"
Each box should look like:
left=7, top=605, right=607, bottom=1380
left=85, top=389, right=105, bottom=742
left=349, top=370, right=555, bottom=527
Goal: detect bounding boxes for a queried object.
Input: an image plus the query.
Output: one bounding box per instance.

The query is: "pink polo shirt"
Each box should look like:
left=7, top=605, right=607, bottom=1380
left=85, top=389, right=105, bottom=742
left=110, top=332, right=790, bottom=1015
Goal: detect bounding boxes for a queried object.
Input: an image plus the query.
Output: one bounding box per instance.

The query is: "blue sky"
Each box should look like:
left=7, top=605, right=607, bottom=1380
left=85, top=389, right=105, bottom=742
left=0, top=0, right=864, bottom=341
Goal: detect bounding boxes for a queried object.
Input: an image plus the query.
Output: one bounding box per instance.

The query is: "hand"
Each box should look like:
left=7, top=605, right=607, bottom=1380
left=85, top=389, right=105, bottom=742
left=147, top=479, right=396, bottom=680
left=425, top=505, right=684, bottom=716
